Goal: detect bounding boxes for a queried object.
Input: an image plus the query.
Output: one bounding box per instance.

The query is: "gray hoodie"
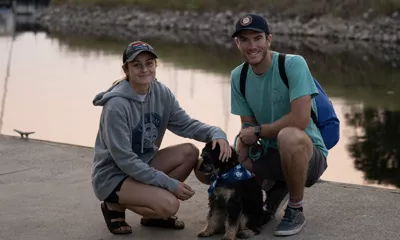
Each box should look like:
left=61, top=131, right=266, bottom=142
left=91, top=79, right=227, bottom=201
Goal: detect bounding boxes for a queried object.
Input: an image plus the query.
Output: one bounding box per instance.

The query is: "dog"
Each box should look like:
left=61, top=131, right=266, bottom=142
left=197, top=141, right=264, bottom=240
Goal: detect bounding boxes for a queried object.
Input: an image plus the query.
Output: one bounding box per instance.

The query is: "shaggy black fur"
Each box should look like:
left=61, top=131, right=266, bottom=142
left=197, top=141, right=264, bottom=240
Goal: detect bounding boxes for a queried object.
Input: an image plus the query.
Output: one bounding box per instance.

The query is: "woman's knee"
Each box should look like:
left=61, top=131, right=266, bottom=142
left=155, top=195, right=180, bottom=218
left=175, top=143, right=199, bottom=171
left=126, top=194, right=180, bottom=218
left=181, top=143, right=199, bottom=163
left=119, top=178, right=180, bottom=218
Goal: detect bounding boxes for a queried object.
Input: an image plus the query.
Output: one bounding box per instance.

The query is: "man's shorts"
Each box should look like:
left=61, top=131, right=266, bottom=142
left=252, top=145, right=327, bottom=188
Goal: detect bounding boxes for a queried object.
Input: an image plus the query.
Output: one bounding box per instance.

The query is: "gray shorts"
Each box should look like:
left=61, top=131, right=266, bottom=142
left=252, top=145, right=327, bottom=188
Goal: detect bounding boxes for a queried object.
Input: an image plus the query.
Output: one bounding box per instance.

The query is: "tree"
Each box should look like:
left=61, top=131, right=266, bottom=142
left=346, top=106, right=400, bottom=188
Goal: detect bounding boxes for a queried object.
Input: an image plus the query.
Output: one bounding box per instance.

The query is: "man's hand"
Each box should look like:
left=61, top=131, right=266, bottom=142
left=212, top=139, right=232, bottom=162
left=239, top=127, right=258, bottom=145
left=173, top=182, right=195, bottom=201
left=235, top=137, right=249, bottom=163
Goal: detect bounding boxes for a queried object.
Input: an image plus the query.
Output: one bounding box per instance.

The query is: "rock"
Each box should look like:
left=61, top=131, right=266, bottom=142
left=34, top=4, right=400, bottom=45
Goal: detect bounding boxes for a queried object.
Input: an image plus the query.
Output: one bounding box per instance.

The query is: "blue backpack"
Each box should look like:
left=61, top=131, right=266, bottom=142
left=239, top=53, right=340, bottom=150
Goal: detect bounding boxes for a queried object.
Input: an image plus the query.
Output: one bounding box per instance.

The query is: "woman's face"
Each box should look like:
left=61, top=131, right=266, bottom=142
left=124, top=52, right=157, bottom=85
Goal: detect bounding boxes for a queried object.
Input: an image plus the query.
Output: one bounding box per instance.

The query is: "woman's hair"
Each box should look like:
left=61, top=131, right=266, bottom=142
left=112, top=77, right=126, bottom=86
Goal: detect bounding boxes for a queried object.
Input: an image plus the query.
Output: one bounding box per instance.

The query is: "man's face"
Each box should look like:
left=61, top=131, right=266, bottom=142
left=235, top=30, right=272, bottom=66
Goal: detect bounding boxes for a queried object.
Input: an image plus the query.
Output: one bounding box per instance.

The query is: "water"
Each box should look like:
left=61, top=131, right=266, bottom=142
left=1, top=9, right=400, bottom=191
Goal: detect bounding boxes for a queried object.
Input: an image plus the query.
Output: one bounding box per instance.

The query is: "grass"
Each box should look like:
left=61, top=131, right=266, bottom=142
left=50, top=0, right=400, bottom=18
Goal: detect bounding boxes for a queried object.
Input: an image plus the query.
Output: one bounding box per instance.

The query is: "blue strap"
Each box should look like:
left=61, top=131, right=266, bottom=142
left=207, top=163, right=254, bottom=196
left=278, top=53, right=318, bottom=126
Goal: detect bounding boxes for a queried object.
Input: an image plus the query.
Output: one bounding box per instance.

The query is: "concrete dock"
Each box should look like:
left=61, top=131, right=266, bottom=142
left=0, top=134, right=399, bottom=240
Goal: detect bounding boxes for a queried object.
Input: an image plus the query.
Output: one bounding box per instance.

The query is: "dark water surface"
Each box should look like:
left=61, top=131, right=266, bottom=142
left=1, top=8, right=400, bottom=190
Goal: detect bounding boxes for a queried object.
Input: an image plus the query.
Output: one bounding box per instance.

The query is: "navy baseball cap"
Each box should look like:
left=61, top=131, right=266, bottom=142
left=231, top=14, right=270, bottom=38
left=122, top=41, right=158, bottom=64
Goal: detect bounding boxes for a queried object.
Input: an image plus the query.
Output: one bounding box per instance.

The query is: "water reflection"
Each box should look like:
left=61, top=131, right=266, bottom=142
left=1, top=12, right=400, bottom=190
left=346, top=106, right=400, bottom=188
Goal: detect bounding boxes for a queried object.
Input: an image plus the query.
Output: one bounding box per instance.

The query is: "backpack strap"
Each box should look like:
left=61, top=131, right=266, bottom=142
left=278, top=53, right=289, bottom=88
left=240, top=62, right=249, bottom=98
left=277, top=53, right=319, bottom=127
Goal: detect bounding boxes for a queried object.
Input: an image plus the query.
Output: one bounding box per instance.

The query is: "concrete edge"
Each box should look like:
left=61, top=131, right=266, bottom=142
left=317, top=180, right=400, bottom=194
left=0, top=134, right=94, bottom=150
left=2, top=134, right=399, bottom=195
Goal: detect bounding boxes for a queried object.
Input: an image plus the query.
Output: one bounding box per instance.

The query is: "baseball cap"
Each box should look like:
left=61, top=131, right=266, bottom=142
left=231, top=14, right=270, bottom=38
left=122, top=41, right=158, bottom=64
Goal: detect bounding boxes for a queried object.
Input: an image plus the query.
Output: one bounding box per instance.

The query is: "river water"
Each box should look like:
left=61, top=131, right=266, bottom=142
left=1, top=8, right=400, bottom=190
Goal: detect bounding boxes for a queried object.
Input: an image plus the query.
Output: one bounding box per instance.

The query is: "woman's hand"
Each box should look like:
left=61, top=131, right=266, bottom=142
left=212, top=139, right=232, bottom=162
left=173, top=182, right=195, bottom=201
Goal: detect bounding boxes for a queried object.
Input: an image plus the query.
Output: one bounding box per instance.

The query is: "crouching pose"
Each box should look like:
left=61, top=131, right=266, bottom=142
left=229, top=13, right=338, bottom=237
left=91, top=41, right=231, bottom=235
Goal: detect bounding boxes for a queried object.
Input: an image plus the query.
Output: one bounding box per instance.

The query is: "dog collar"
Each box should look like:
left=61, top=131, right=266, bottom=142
left=207, top=163, right=254, bottom=196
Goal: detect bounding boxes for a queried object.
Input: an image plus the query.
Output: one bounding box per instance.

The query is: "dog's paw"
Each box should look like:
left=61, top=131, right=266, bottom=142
left=237, top=229, right=256, bottom=239
left=221, top=236, right=236, bottom=240
left=198, top=230, right=213, bottom=238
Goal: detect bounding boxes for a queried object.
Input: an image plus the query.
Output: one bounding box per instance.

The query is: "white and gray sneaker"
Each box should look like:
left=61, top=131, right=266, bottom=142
left=274, top=207, right=306, bottom=236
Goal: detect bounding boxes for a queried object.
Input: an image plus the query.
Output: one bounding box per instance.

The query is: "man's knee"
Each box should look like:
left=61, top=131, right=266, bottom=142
left=277, top=127, right=313, bottom=161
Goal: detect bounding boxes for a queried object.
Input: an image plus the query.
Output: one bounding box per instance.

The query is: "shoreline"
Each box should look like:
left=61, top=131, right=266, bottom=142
left=34, top=4, right=400, bottom=44
left=31, top=5, right=400, bottom=69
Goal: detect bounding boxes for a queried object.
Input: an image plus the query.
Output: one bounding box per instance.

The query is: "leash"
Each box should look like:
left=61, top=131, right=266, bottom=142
left=233, top=122, right=267, bottom=161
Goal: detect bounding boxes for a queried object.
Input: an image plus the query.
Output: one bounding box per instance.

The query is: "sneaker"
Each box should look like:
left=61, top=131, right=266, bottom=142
left=274, top=207, right=306, bottom=236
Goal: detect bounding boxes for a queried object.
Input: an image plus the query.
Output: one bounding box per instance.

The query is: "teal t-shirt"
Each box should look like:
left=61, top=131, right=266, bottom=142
left=230, top=51, right=328, bottom=158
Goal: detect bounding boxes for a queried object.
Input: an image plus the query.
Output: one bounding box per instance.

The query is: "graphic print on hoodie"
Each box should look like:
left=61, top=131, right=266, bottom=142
left=91, top=79, right=227, bottom=201
left=132, top=112, right=161, bottom=155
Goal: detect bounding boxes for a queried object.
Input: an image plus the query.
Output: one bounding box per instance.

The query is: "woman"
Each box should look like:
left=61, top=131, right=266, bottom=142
left=91, top=41, right=231, bottom=235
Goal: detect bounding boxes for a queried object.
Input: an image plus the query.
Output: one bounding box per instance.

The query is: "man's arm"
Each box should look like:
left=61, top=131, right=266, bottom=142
left=235, top=115, right=257, bottom=163
left=259, top=95, right=312, bottom=138
left=258, top=55, right=318, bottom=138
left=230, top=65, right=259, bottom=159
left=240, top=115, right=258, bottom=127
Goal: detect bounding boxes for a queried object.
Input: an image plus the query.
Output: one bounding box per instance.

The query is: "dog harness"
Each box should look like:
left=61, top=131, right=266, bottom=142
left=208, top=163, right=254, bottom=196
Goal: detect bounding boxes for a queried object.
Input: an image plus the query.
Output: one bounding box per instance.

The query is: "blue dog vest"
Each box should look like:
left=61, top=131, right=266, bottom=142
left=208, top=164, right=254, bottom=196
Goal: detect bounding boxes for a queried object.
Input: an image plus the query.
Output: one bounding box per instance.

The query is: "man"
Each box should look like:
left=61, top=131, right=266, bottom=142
left=230, top=14, right=328, bottom=236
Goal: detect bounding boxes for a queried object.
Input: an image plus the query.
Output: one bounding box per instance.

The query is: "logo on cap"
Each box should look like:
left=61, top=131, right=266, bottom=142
left=240, top=15, right=252, bottom=26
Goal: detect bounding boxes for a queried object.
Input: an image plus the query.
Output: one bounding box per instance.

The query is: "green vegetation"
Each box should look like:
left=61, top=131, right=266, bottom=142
left=46, top=31, right=400, bottom=110
left=50, top=0, right=400, bottom=18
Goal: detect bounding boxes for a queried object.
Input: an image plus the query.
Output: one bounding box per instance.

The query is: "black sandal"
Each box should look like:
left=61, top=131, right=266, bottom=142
left=101, top=202, right=132, bottom=235
left=140, top=216, right=185, bottom=230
